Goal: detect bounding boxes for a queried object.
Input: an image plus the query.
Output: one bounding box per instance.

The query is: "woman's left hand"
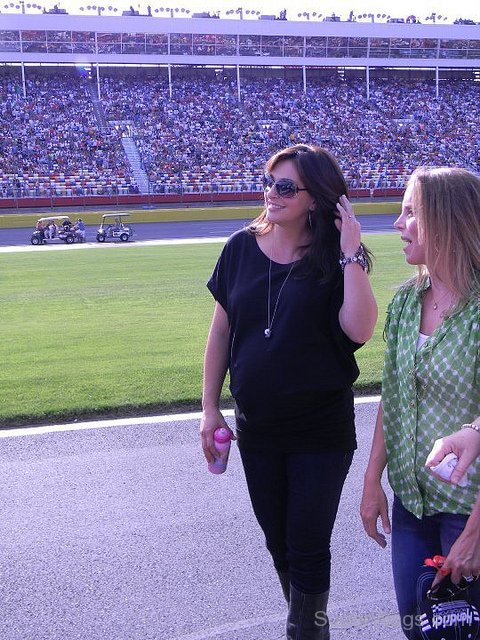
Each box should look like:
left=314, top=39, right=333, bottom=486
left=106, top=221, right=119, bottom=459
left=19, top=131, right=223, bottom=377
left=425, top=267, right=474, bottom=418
left=335, top=195, right=362, bottom=256
left=335, top=194, right=377, bottom=343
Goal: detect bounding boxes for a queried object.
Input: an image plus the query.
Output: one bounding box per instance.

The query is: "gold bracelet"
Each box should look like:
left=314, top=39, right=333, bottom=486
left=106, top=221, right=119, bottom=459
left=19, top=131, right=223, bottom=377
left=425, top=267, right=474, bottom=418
left=461, top=423, right=480, bottom=434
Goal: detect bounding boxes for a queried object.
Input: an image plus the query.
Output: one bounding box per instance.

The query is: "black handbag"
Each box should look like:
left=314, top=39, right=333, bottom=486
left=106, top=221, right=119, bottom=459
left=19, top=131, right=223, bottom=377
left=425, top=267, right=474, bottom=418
left=417, top=574, right=480, bottom=640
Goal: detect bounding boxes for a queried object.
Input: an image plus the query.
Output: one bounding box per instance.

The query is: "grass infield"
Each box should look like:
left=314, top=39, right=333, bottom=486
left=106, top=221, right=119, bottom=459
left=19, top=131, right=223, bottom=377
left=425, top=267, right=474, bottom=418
left=1, top=235, right=413, bottom=426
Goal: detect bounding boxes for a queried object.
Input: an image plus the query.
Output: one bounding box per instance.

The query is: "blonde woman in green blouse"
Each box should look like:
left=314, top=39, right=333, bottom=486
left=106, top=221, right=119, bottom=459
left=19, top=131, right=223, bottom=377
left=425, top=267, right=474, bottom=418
left=360, top=166, right=480, bottom=639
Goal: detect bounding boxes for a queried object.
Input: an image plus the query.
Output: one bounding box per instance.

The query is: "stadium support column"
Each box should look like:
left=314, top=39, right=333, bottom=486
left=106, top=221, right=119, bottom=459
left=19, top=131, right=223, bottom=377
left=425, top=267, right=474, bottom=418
left=96, top=64, right=101, bottom=100
left=435, top=67, right=439, bottom=98
left=21, top=62, right=26, bottom=98
left=303, top=66, right=306, bottom=94
left=168, top=64, right=172, bottom=99
left=366, top=66, right=370, bottom=100
left=236, top=65, right=241, bottom=101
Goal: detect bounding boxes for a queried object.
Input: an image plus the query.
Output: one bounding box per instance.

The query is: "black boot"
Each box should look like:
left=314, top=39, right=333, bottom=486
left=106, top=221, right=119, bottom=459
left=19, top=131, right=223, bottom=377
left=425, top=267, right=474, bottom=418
left=286, top=586, right=330, bottom=639
left=276, top=569, right=290, bottom=603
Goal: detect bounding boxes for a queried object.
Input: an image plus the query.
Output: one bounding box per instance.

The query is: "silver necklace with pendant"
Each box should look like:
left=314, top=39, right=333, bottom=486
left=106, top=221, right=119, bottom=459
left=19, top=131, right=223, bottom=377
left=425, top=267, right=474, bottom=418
left=264, top=259, right=296, bottom=339
left=431, top=288, right=451, bottom=311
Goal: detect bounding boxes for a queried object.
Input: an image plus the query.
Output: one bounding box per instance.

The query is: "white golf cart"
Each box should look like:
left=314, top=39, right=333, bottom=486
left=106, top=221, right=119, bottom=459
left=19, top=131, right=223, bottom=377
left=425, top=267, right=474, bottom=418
left=96, top=213, right=134, bottom=243
left=30, top=216, right=80, bottom=245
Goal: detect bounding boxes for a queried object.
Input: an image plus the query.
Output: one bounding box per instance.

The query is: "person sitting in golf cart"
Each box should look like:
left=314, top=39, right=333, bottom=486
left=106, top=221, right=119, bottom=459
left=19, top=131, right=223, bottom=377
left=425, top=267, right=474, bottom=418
left=47, top=220, right=57, bottom=239
left=105, top=219, right=121, bottom=237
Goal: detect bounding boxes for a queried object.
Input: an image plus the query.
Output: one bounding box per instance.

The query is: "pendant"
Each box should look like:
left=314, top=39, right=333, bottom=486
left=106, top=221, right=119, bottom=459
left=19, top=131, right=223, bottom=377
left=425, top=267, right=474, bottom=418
left=264, top=328, right=271, bottom=338
left=433, top=302, right=438, bottom=310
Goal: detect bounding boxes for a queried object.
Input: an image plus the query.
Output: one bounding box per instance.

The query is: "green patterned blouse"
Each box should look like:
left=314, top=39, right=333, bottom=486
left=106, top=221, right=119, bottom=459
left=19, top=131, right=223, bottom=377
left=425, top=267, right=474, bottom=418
left=382, top=279, right=479, bottom=518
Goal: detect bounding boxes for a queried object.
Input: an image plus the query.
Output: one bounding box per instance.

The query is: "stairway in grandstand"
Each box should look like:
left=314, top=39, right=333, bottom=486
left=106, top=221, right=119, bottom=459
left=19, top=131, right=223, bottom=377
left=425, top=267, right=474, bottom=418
left=86, top=81, right=109, bottom=131
left=85, top=81, right=150, bottom=194
left=120, top=137, right=150, bottom=194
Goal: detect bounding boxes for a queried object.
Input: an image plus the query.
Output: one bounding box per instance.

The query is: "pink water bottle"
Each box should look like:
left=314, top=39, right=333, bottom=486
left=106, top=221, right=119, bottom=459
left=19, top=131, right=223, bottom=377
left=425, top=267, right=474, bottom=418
left=208, top=427, right=232, bottom=474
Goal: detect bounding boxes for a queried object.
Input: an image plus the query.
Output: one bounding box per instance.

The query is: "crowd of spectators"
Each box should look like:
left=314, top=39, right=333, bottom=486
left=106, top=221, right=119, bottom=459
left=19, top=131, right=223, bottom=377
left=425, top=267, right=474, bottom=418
left=100, top=72, right=480, bottom=194
left=0, top=69, right=479, bottom=198
left=0, top=71, right=135, bottom=198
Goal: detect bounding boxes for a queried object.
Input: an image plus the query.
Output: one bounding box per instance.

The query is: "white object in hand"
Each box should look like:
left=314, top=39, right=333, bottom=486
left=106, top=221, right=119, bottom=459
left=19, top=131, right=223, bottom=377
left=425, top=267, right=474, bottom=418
left=431, top=452, right=468, bottom=487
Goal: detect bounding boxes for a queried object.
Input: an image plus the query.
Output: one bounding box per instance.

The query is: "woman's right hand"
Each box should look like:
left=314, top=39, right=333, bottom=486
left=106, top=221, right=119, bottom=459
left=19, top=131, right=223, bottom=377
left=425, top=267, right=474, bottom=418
left=360, top=479, right=391, bottom=548
left=200, top=408, right=235, bottom=464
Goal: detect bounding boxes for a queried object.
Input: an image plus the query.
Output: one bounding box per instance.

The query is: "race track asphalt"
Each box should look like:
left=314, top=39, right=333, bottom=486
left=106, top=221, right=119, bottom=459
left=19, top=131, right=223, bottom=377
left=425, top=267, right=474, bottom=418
left=0, top=400, right=406, bottom=640
left=0, top=214, right=397, bottom=248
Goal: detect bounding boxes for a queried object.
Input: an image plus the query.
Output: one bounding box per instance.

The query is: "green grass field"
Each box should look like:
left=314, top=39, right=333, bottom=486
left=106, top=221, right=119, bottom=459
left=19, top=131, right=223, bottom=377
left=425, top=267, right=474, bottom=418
left=0, top=235, right=413, bottom=426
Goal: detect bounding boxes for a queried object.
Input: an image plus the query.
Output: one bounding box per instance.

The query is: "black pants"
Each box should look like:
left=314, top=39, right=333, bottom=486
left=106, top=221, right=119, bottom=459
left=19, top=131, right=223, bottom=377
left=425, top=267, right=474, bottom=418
left=239, top=447, right=353, bottom=594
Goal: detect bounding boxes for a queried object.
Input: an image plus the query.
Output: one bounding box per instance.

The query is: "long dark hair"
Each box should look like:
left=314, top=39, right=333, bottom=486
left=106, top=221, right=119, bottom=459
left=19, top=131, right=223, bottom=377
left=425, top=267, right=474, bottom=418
left=248, top=143, right=371, bottom=280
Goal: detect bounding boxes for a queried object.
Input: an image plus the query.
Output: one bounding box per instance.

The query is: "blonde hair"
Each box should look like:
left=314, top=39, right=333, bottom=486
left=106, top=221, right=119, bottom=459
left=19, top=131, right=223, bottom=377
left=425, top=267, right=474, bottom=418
left=408, top=166, right=480, bottom=304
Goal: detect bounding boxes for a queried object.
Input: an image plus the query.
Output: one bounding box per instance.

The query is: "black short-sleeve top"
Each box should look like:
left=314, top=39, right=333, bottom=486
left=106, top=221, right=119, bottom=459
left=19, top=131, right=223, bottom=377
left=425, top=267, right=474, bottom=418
left=207, top=229, right=361, bottom=452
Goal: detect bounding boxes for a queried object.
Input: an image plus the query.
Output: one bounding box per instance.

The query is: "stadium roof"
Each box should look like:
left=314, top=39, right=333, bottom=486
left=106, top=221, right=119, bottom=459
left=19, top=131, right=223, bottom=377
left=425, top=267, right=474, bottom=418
left=0, top=14, right=479, bottom=68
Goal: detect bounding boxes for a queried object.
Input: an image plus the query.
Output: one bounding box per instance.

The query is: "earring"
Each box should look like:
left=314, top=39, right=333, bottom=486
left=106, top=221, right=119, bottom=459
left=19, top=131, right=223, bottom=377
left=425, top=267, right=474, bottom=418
left=308, top=212, right=312, bottom=229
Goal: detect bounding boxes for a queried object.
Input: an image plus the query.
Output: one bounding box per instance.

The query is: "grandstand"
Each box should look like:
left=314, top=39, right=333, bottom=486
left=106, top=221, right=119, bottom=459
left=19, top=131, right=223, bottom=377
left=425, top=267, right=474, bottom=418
left=0, top=12, right=479, bottom=208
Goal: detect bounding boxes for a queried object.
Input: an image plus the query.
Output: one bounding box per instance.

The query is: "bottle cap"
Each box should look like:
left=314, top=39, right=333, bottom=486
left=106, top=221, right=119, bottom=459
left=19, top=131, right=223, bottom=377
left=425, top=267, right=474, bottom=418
left=214, top=427, right=231, bottom=444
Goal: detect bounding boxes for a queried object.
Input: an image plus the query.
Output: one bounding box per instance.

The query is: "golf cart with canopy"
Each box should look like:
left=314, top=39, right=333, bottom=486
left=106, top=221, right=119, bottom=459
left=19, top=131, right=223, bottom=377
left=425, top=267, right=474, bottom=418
left=31, top=216, right=79, bottom=245
left=96, top=213, right=134, bottom=243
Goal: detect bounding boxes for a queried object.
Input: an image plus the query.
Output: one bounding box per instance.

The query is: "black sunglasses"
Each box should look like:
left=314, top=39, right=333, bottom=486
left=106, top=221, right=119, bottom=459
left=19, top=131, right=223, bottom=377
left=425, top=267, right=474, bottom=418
left=262, top=173, right=308, bottom=199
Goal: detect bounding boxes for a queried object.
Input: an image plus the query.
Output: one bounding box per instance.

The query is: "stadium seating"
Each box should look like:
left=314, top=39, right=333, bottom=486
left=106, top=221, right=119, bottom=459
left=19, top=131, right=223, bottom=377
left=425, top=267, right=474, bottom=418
left=0, top=69, right=478, bottom=198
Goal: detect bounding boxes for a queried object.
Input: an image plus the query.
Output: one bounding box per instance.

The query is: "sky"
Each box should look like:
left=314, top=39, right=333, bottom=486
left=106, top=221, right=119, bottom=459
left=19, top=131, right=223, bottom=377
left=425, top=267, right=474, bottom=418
left=5, top=0, right=480, bottom=23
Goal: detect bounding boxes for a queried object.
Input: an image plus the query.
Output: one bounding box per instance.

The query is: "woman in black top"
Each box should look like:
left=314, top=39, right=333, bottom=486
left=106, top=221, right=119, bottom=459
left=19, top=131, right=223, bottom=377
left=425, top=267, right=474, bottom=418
left=201, top=144, right=377, bottom=639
